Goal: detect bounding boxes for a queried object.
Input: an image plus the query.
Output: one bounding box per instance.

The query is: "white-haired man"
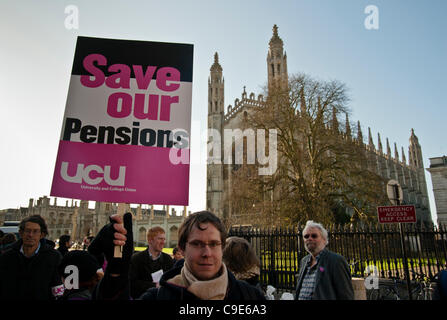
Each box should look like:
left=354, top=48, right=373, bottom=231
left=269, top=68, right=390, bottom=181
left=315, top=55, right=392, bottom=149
left=295, top=220, right=354, bottom=300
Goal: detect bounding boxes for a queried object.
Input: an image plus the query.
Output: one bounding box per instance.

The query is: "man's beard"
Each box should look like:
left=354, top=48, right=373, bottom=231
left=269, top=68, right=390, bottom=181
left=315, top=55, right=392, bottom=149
left=305, top=243, right=322, bottom=255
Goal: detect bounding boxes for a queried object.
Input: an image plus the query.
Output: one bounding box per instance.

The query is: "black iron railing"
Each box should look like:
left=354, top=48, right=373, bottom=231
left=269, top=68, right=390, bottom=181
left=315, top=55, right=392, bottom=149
left=229, top=223, right=447, bottom=291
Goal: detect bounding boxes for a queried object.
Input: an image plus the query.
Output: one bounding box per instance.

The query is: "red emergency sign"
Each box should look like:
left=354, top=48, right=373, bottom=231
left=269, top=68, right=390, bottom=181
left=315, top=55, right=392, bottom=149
left=377, top=205, right=417, bottom=224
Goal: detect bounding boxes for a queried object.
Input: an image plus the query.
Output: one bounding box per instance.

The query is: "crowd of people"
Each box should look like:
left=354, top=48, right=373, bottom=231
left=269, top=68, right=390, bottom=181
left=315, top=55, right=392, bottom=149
left=0, top=231, right=17, bottom=255
left=0, top=211, right=445, bottom=301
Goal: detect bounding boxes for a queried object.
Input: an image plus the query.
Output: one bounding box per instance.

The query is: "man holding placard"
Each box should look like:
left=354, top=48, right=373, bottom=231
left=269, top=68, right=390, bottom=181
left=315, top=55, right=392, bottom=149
left=50, top=35, right=194, bottom=299
left=90, top=211, right=265, bottom=300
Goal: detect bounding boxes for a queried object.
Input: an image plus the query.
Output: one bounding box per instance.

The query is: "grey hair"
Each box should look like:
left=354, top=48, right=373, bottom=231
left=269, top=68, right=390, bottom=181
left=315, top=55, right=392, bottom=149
left=303, top=220, right=329, bottom=245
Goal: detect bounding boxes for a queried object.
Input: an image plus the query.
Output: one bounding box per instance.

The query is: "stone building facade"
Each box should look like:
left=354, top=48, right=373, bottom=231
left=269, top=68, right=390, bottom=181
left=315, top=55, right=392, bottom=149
left=0, top=196, right=188, bottom=246
left=427, top=156, right=447, bottom=225
left=0, top=197, right=88, bottom=241
left=133, top=205, right=188, bottom=248
left=206, top=25, right=432, bottom=227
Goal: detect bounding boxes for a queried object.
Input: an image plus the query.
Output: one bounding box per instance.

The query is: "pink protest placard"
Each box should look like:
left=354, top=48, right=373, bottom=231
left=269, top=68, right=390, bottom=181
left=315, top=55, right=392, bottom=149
left=51, top=37, right=193, bottom=205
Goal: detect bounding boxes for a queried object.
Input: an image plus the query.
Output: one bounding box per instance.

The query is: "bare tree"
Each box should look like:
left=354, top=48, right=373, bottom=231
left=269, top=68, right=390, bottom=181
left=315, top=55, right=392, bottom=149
left=227, top=73, right=387, bottom=227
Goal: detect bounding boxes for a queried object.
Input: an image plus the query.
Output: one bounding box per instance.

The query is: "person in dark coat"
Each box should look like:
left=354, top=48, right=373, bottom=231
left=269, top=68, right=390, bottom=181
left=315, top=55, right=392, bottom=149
left=138, top=211, right=265, bottom=300
left=128, top=227, right=173, bottom=298
left=90, top=211, right=265, bottom=300
left=58, top=250, right=103, bottom=300
left=0, top=215, right=64, bottom=300
left=139, top=262, right=264, bottom=300
left=295, top=220, right=354, bottom=300
left=171, top=247, right=185, bottom=269
left=172, top=247, right=184, bottom=263
left=57, top=234, right=71, bottom=256
left=0, top=233, right=17, bottom=254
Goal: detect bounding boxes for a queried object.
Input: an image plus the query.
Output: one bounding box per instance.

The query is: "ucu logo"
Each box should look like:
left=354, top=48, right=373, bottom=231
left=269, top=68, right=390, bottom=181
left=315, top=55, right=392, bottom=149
left=60, top=162, right=126, bottom=186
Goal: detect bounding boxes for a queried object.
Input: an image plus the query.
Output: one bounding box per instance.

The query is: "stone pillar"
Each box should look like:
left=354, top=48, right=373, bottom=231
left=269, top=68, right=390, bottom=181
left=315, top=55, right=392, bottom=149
left=137, top=204, right=142, bottom=221
left=71, top=208, right=79, bottom=241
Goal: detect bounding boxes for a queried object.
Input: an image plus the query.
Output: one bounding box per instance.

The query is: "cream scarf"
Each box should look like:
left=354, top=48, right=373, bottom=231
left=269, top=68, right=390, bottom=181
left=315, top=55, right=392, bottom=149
left=168, top=261, right=228, bottom=300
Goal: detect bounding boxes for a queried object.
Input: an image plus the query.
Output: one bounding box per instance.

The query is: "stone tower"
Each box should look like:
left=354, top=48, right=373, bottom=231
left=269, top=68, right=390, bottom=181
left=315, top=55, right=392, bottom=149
left=427, top=156, right=447, bottom=225
left=206, top=52, right=225, bottom=217
left=267, top=24, right=288, bottom=93
left=408, top=128, right=431, bottom=222
left=409, top=128, right=423, bottom=169
left=94, top=201, right=115, bottom=234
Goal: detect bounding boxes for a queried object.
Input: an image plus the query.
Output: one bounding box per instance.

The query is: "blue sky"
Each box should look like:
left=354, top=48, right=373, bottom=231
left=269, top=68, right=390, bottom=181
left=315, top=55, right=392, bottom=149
left=0, top=0, right=445, bottom=224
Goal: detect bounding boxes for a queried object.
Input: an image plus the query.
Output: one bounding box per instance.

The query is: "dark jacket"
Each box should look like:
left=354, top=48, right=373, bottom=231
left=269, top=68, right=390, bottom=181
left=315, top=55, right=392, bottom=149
left=0, top=242, right=15, bottom=255
left=295, top=248, right=354, bottom=300
left=61, top=288, right=92, bottom=300
left=433, top=269, right=447, bottom=300
left=0, top=238, right=63, bottom=300
left=240, top=275, right=262, bottom=292
left=139, top=266, right=266, bottom=300
left=57, top=246, right=69, bottom=257
left=173, top=258, right=184, bottom=269
left=129, top=249, right=174, bottom=299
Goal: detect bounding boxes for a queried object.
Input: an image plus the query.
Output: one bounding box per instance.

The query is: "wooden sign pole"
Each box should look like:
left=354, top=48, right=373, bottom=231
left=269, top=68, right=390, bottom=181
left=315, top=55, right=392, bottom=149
left=113, top=203, right=127, bottom=258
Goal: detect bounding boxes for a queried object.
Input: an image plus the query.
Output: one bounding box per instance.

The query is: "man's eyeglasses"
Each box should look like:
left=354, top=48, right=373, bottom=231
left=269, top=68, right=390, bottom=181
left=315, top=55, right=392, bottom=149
left=187, top=240, right=222, bottom=249
left=303, top=233, right=319, bottom=239
left=23, top=228, right=41, bottom=235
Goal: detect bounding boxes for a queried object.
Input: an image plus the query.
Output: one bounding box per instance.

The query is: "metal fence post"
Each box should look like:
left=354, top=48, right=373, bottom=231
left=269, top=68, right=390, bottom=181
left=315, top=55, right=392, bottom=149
left=399, top=222, right=412, bottom=300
